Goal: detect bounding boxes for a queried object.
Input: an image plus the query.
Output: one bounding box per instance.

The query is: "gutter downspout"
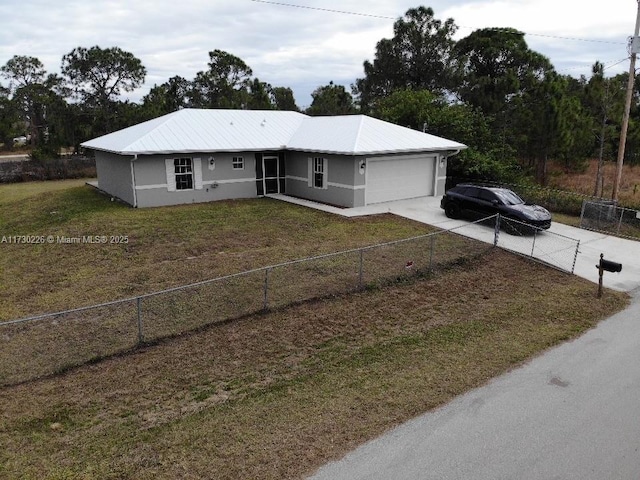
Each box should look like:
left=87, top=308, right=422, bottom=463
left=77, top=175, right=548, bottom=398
left=439, top=149, right=462, bottom=195
left=131, top=154, right=138, bottom=208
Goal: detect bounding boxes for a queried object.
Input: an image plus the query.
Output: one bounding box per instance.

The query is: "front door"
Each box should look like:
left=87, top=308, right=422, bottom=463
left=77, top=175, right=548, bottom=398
left=263, top=156, right=280, bottom=194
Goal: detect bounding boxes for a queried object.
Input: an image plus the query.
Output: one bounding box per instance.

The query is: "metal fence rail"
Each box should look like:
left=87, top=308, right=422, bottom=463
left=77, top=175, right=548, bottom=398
left=0, top=215, right=579, bottom=387
left=580, top=200, right=640, bottom=239
left=494, top=216, right=581, bottom=274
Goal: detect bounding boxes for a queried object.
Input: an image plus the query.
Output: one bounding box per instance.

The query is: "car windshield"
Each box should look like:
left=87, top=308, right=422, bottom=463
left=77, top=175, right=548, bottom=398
left=494, top=189, right=524, bottom=206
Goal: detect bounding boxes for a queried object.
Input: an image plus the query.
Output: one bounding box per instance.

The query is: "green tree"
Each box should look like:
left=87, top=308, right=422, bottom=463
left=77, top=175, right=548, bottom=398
left=559, top=75, right=596, bottom=170
left=306, top=81, right=356, bottom=115
left=614, top=71, right=640, bottom=166
left=0, top=86, right=19, bottom=149
left=581, top=62, right=626, bottom=195
left=61, top=46, right=146, bottom=134
left=191, top=50, right=253, bottom=108
left=247, top=78, right=273, bottom=110
left=271, top=86, right=298, bottom=111
left=373, top=89, right=518, bottom=182
left=514, top=72, right=583, bottom=184
left=1, top=56, right=49, bottom=146
left=353, top=6, right=458, bottom=112
left=141, top=76, right=192, bottom=118
left=453, top=28, right=553, bottom=118
left=1, top=55, right=46, bottom=90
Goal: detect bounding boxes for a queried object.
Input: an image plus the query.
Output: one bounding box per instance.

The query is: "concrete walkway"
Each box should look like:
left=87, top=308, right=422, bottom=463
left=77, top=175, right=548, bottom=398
left=271, top=194, right=640, bottom=292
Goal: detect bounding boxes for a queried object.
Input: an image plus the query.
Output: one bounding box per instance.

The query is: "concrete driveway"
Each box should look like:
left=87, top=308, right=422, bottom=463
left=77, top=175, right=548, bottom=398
left=273, top=194, right=640, bottom=292
left=383, top=196, right=640, bottom=292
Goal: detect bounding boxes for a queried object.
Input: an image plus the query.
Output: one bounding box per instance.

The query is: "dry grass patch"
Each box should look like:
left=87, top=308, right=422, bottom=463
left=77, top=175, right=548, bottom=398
left=0, top=250, right=627, bottom=480
left=549, top=158, right=640, bottom=207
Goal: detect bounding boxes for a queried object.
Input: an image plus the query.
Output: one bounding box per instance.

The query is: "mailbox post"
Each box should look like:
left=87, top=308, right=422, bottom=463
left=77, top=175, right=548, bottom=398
left=596, top=253, right=622, bottom=298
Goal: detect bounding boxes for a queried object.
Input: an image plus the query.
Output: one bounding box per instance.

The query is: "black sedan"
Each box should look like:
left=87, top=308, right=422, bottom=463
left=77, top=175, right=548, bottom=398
left=440, top=184, right=551, bottom=232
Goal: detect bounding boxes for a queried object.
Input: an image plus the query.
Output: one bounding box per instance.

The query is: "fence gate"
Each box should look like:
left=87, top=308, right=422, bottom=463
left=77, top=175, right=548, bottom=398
left=580, top=200, right=640, bottom=238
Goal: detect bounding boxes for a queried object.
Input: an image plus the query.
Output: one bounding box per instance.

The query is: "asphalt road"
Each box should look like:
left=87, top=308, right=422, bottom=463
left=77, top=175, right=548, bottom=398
left=0, top=154, right=28, bottom=163
left=309, top=289, right=640, bottom=480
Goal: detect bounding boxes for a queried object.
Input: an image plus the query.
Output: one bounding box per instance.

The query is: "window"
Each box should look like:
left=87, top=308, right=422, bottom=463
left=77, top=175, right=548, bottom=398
left=174, top=158, right=193, bottom=190
left=313, top=157, right=324, bottom=188
left=495, top=189, right=524, bottom=206
left=232, top=156, right=244, bottom=170
left=465, top=187, right=481, bottom=198
left=478, top=189, right=497, bottom=203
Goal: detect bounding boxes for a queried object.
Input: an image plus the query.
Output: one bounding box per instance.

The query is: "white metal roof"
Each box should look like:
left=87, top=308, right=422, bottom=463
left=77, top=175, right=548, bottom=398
left=81, top=108, right=466, bottom=156
left=289, top=115, right=465, bottom=155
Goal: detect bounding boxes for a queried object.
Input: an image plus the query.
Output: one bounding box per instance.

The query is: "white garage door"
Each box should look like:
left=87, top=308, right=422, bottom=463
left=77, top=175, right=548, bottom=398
left=366, top=155, right=435, bottom=205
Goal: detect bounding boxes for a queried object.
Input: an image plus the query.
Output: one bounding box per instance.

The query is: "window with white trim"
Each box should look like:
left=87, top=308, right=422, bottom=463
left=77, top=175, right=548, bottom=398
left=174, top=157, right=193, bottom=190
left=232, top=156, right=244, bottom=170
left=313, top=157, right=324, bottom=188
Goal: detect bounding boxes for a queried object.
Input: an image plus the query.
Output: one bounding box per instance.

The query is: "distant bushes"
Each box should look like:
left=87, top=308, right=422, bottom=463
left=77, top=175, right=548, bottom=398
left=515, top=184, right=587, bottom=216
left=0, top=156, right=96, bottom=183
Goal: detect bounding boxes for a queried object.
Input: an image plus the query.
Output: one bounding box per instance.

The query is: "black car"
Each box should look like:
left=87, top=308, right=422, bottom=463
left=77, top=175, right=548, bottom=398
left=440, top=184, right=551, bottom=231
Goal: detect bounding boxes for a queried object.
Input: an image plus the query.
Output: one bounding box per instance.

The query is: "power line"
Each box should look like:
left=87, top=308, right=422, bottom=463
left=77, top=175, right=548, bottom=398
left=458, top=26, right=625, bottom=45
left=552, top=58, right=629, bottom=78
left=249, top=0, right=394, bottom=19
left=250, top=0, right=626, bottom=46
left=557, top=57, right=629, bottom=73
left=603, top=57, right=631, bottom=70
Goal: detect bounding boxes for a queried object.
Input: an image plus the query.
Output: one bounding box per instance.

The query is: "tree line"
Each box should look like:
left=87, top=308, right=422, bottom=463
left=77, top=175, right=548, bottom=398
left=1, top=6, right=637, bottom=191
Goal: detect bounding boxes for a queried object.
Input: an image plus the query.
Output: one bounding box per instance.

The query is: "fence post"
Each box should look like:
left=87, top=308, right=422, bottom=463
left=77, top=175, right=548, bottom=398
left=531, top=229, right=537, bottom=257
left=571, top=240, right=580, bottom=275
left=579, top=200, right=587, bottom=229
left=617, top=207, right=624, bottom=234
left=358, top=249, right=364, bottom=289
left=263, top=268, right=270, bottom=311
left=494, top=214, right=501, bottom=246
left=136, top=297, right=144, bottom=344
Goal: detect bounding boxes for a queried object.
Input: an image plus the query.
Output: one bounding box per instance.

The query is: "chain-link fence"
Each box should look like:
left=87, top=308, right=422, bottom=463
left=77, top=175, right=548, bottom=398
left=580, top=200, right=640, bottom=239
left=494, top=216, right=581, bottom=274
left=0, top=215, right=579, bottom=387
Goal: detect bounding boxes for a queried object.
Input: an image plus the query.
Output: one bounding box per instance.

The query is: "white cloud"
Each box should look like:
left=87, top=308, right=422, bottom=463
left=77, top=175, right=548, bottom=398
left=0, top=0, right=636, bottom=107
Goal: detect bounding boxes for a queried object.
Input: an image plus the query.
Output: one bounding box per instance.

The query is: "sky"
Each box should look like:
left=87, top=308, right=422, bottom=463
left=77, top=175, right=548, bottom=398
left=0, top=0, right=636, bottom=108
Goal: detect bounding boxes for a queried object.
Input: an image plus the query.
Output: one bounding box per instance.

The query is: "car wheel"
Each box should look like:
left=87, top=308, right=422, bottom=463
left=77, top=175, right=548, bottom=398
left=444, top=203, right=461, bottom=219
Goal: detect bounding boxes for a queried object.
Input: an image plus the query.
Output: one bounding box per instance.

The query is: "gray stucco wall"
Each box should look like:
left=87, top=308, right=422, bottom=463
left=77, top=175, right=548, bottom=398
left=285, top=151, right=361, bottom=208
left=95, top=148, right=454, bottom=209
left=133, top=152, right=258, bottom=208
left=95, top=151, right=135, bottom=205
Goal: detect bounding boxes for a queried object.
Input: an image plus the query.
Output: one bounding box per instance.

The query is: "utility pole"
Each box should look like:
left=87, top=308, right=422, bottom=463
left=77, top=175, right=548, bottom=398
left=612, top=0, right=640, bottom=202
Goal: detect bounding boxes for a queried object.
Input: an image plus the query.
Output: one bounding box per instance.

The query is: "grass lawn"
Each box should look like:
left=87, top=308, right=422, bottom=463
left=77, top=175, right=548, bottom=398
left=0, top=179, right=629, bottom=479
left=551, top=212, right=581, bottom=227
left=0, top=179, right=434, bottom=321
